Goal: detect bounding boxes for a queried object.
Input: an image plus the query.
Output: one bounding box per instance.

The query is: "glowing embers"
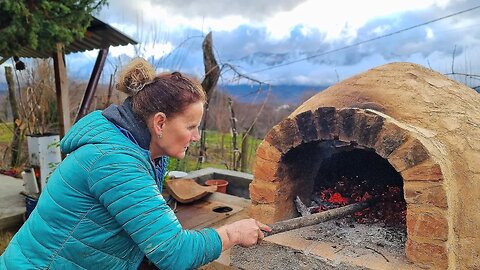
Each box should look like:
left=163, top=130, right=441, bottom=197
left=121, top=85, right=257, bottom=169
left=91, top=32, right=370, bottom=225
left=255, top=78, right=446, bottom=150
left=312, top=175, right=406, bottom=228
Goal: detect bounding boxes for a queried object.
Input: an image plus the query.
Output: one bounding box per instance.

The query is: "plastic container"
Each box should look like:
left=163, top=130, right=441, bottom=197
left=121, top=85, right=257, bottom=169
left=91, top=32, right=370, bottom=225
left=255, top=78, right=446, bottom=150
left=167, top=171, right=188, bottom=179
left=205, top=179, right=229, bottom=193
left=22, top=168, right=40, bottom=194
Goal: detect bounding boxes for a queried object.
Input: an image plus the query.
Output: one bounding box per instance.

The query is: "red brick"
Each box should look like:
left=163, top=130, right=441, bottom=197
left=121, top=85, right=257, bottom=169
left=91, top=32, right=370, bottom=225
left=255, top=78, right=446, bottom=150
left=404, top=181, right=448, bottom=208
left=401, top=159, right=443, bottom=181
left=337, top=108, right=356, bottom=142
left=249, top=202, right=295, bottom=224
left=388, top=138, right=430, bottom=172
left=407, top=209, right=448, bottom=241
left=406, top=239, right=448, bottom=269
left=295, top=110, right=318, bottom=143
left=265, top=118, right=302, bottom=154
left=253, top=156, right=280, bottom=182
left=314, top=107, right=337, bottom=140
left=373, top=122, right=409, bottom=158
left=249, top=181, right=285, bottom=204
left=353, top=110, right=385, bottom=148
left=256, top=140, right=282, bottom=162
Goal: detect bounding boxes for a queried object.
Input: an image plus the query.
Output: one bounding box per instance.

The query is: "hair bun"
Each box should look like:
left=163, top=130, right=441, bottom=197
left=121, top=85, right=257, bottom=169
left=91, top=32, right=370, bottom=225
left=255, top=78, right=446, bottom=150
left=116, top=57, right=156, bottom=96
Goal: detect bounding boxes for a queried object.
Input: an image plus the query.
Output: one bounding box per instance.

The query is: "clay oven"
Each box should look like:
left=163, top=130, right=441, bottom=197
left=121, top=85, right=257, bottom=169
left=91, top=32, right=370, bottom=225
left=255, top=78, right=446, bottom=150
left=249, top=62, right=480, bottom=269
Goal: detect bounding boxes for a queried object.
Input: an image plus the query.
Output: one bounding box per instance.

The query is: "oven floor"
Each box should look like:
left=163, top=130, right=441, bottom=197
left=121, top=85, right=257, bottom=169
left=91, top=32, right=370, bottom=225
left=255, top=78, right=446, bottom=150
left=231, top=217, right=417, bottom=270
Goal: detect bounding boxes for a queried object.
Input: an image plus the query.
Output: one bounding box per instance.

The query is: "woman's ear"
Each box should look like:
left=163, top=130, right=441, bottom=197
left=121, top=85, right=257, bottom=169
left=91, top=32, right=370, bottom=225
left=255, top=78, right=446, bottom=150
left=152, top=112, right=167, bottom=135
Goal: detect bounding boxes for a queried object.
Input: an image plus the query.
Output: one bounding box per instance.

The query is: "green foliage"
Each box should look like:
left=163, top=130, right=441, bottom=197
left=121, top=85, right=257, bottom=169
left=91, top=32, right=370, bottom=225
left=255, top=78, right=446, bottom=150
left=0, top=122, right=13, bottom=143
left=168, top=130, right=262, bottom=173
left=0, top=0, right=108, bottom=57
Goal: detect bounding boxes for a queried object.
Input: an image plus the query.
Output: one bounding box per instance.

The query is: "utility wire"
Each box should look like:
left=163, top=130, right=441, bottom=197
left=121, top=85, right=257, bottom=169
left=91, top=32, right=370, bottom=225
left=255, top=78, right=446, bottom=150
left=246, top=4, right=480, bottom=75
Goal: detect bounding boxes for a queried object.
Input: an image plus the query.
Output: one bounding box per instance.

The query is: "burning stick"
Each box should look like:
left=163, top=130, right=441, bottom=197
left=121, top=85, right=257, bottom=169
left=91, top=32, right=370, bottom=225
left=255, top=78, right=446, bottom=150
left=264, top=198, right=378, bottom=237
left=294, top=196, right=311, bottom=217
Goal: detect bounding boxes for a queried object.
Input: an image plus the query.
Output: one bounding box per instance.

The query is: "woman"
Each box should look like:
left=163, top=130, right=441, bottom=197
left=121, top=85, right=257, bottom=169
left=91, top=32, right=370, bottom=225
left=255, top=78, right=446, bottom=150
left=0, top=58, right=270, bottom=270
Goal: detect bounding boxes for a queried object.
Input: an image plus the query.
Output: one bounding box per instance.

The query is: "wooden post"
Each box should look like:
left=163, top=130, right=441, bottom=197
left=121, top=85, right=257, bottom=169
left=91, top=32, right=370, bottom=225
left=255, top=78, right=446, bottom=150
left=0, top=57, right=9, bottom=65
left=75, top=47, right=109, bottom=122
left=228, top=98, right=239, bottom=170
left=5, top=66, right=22, bottom=166
left=52, top=43, right=71, bottom=140
left=240, top=132, right=249, bottom=172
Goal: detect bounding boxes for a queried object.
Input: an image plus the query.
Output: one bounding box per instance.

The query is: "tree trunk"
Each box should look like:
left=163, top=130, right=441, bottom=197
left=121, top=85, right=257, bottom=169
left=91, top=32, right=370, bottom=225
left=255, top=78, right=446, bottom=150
left=197, top=32, right=220, bottom=168
left=5, top=66, right=22, bottom=167
left=240, top=132, right=249, bottom=172
left=228, top=98, right=239, bottom=170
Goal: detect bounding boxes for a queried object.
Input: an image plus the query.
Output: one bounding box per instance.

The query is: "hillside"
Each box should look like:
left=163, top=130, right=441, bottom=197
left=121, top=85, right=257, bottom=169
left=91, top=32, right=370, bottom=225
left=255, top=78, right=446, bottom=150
left=219, top=84, right=328, bottom=105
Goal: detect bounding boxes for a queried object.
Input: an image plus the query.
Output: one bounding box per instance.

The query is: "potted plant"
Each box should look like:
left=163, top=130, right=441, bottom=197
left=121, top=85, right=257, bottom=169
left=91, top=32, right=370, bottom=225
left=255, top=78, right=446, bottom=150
left=17, top=60, right=62, bottom=193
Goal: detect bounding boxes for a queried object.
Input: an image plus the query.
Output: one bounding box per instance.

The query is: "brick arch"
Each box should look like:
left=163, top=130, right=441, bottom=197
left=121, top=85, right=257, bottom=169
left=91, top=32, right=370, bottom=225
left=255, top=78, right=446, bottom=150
left=250, top=107, right=449, bottom=269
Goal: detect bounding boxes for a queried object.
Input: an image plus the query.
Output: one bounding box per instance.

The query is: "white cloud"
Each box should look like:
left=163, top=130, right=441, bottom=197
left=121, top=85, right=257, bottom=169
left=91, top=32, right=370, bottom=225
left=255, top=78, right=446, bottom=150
left=264, top=0, right=451, bottom=41
left=426, top=28, right=435, bottom=40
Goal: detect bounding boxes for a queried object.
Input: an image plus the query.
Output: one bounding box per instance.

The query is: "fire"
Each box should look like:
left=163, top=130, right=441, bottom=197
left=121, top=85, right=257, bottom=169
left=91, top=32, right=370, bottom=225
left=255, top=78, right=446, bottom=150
left=321, top=189, right=348, bottom=205
left=313, top=176, right=406, bottom=227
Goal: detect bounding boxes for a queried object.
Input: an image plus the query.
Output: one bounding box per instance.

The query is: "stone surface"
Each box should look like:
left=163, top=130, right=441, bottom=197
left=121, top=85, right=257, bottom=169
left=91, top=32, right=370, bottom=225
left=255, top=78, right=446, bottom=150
left=0, top=175, right=25, bottom=230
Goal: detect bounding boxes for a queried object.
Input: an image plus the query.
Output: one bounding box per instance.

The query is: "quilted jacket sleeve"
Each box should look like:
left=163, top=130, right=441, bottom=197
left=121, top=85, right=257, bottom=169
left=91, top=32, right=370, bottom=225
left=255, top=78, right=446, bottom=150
left=87, top=151, right=222, bottom=270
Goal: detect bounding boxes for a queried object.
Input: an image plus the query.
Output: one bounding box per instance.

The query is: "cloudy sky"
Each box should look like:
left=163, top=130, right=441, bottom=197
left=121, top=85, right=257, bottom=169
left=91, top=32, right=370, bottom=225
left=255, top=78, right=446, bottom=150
left=3, top=0, right=480, bottom=89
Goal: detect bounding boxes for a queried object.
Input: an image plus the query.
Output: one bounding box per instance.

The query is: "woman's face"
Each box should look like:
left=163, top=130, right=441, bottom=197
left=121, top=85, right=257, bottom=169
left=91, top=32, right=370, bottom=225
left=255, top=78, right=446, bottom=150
left=151, top=101, right=204, bottom=159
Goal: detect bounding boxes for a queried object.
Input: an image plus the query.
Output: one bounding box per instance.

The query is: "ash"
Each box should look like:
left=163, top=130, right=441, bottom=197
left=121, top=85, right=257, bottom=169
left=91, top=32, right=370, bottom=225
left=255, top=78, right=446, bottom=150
left=300, top=215, right=407, bottom=258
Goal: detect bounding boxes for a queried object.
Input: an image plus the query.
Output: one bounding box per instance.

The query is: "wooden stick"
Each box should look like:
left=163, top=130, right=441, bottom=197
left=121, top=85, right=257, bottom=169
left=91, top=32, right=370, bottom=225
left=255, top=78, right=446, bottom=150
left=264, top=199, right=376, bottom=237
left=294, top=196, right=311, bottom=217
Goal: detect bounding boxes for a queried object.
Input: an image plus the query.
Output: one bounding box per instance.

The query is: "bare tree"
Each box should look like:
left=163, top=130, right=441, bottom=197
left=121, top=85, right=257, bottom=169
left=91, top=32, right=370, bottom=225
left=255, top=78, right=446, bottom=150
left=197, top=32, right=220, bottom=167
left=444, top=45, right=480, bottom=90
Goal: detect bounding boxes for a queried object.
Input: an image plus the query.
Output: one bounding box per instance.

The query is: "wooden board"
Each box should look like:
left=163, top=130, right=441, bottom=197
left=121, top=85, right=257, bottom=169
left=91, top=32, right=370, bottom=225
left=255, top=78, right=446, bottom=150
left=175, top=199, right=243, bottom=229
left=165, top=178, right=217, bottom=203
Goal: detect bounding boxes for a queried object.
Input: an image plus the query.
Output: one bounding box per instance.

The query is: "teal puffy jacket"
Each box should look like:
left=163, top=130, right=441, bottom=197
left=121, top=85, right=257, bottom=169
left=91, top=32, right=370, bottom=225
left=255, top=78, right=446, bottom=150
left=0, top=111, right=222, bottom=269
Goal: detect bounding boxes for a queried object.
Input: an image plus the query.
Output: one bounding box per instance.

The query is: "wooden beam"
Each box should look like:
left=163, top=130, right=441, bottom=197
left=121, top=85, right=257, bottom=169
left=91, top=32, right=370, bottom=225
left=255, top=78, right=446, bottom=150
left=75, top=47, right=109, bottom=123
left=52, top=43, right=71, bottom=140
left=0, top=57, right=9, bottom=65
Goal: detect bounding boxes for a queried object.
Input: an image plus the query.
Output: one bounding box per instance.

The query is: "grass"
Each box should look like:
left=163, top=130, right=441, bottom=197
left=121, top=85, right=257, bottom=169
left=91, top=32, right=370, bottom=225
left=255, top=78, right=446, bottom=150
left=169, top=130, right=262, bottom=173
left=0, top=125, right=263, bottom=173
left=0, top=122, right=13, bottom=144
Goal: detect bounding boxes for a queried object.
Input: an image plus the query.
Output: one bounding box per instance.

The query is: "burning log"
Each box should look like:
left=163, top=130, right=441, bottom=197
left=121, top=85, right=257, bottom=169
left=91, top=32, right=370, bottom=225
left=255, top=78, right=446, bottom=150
left=265, top=198, right=377, bottom=237
left=294, top=196, right=311, bottom=217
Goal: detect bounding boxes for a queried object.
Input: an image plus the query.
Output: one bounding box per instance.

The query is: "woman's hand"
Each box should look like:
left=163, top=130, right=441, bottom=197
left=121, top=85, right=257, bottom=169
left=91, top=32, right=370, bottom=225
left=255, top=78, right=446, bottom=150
left=216, top=218, right=272, bottom=251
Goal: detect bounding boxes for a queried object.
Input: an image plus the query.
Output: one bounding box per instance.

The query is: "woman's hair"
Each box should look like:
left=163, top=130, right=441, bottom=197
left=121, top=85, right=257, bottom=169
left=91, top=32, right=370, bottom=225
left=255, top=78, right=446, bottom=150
left=116, top=57, right=206, bottom=121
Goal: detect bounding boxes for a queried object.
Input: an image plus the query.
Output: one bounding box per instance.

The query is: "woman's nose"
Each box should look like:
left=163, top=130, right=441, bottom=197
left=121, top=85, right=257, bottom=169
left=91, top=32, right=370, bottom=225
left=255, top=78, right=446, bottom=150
left=191, top=129, right=201, bottom=142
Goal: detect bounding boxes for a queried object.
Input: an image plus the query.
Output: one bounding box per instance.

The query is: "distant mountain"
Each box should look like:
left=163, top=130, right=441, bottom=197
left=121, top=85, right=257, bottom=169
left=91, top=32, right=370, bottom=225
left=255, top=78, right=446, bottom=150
left=219, top=84, right=329, bottom=104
